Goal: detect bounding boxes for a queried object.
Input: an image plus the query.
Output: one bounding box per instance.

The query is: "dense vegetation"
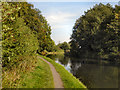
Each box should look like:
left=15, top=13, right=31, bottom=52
left=2, top=2, right=55, bottom=69
left=57, top=42, right=70, bottom=51
left=2, top=2, right=55, bottom=87
left=70, top=3, right=120, bottom=62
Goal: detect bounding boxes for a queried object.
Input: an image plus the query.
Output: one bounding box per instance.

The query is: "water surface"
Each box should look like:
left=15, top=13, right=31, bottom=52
left=47, top=54, right=118, bottom=88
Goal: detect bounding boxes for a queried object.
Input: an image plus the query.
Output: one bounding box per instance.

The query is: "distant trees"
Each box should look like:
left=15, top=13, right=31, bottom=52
left=2, top=2, right=55, bottom=68
left=57, top=42, right=70, bottom=51
left=70, top=3, right=120, bottom=61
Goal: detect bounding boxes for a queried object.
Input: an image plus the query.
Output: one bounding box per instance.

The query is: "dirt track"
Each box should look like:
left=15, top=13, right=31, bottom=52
left=38, top=56, right=64, bottom=88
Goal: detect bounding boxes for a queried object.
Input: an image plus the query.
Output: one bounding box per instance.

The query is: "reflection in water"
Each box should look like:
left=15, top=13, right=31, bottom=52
left=46, top=54, right=118, bottom=88
left=70, top=58, right=118, bottom=88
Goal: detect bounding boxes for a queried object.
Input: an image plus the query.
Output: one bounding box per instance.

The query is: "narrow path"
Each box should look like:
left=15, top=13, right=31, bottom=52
left=38, top=56, right=64, bottom=88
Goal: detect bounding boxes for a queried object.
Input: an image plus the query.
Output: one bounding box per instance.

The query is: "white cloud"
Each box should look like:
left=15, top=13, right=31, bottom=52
left=46, top=11, right=77, bottom=25
left=45, top=11, right=78, bottom=30
left=44, top=11, right=78, bottom=44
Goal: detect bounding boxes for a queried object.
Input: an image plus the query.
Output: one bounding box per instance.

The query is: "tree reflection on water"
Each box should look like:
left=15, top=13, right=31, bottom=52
left=47, top=54, right=118, bottom=88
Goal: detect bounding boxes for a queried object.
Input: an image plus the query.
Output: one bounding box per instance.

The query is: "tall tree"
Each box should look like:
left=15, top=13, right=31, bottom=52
left=70, top=3, right=120, bottom=61
left=2, top=2, right=55, bottom=68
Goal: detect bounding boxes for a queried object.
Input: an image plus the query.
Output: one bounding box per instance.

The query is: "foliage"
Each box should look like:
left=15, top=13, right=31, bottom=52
left=2, top=2, right=55, bottom=88
left=2, top=17, right=38, bottom=68
left=40, top=50, right=48, bottom=56
left=2, top=2, right=55, bottom=68
left=70, top=3, right=120, bottom=61
left=103, top=5, right=120, bottom=61
left=14, top=2, right=55, bottom=53
left=57, top=42, right=70, bottom=50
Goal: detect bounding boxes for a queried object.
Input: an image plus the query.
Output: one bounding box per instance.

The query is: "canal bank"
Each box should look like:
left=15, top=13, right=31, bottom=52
left=40, top=55, right=87, bottom=88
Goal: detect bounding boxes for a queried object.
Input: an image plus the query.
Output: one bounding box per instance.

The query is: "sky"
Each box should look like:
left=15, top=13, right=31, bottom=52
left=28, top=1, right=119, bottom=44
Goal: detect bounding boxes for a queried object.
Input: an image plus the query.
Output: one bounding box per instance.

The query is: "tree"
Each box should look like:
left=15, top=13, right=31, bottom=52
left=2, top=2, right=55, bottom=68
left=58, top=42, right=70, bottom=50
left=102, top=5, right=120, bottom=61
left=70, top=3, right=120, bottom=61
left=2, top=17, right=38, bottom=68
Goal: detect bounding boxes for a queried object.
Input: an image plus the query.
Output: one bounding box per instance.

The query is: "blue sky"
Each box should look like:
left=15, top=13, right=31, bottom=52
left=28, top=1, right=119, bottom=44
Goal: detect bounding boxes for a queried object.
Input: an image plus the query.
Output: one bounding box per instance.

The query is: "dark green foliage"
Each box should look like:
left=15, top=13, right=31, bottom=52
left=2, top=2, right=55, bottom=88
left=11, top=2, right=55, bottom=53
left=70, top=3, right=120, bottom=61
left=57, top=42, right=70, bottom=50
left=2, top=17, right=38, bottom=68
left=2, top=2, right=55, bottom=68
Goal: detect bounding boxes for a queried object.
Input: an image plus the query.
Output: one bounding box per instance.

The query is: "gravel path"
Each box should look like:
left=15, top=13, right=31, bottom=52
left=38, top=56, right=64, bottom=88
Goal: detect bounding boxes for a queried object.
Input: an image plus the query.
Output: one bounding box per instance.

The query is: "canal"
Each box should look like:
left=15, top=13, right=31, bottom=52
left=47, top=54, right=118, bottom=88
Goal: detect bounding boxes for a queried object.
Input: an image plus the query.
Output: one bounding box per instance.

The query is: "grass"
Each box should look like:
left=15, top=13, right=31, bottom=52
left=39, top=55, right=87, bottom=89
left=2, top=55, right=38, bottom=88
left=18, top=57, right=54, bottom=88
left=3, top=54, right=87, bottom=88
left=2, top=55, right=54, bottom=88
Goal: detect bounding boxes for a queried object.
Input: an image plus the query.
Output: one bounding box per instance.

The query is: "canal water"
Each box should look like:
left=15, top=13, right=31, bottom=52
left=46, top=54, right=119, bottom=88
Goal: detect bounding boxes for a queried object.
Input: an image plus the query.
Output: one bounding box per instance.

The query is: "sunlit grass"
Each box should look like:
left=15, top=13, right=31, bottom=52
left=19, top=57, right=54, bottom=88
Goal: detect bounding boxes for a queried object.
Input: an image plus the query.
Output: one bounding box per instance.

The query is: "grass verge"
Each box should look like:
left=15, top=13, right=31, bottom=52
left=2, top=55, right=54, bottom=88
left=40, top=55, right=87, bottom=88
left=18, top=57, right=54, bottom=88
